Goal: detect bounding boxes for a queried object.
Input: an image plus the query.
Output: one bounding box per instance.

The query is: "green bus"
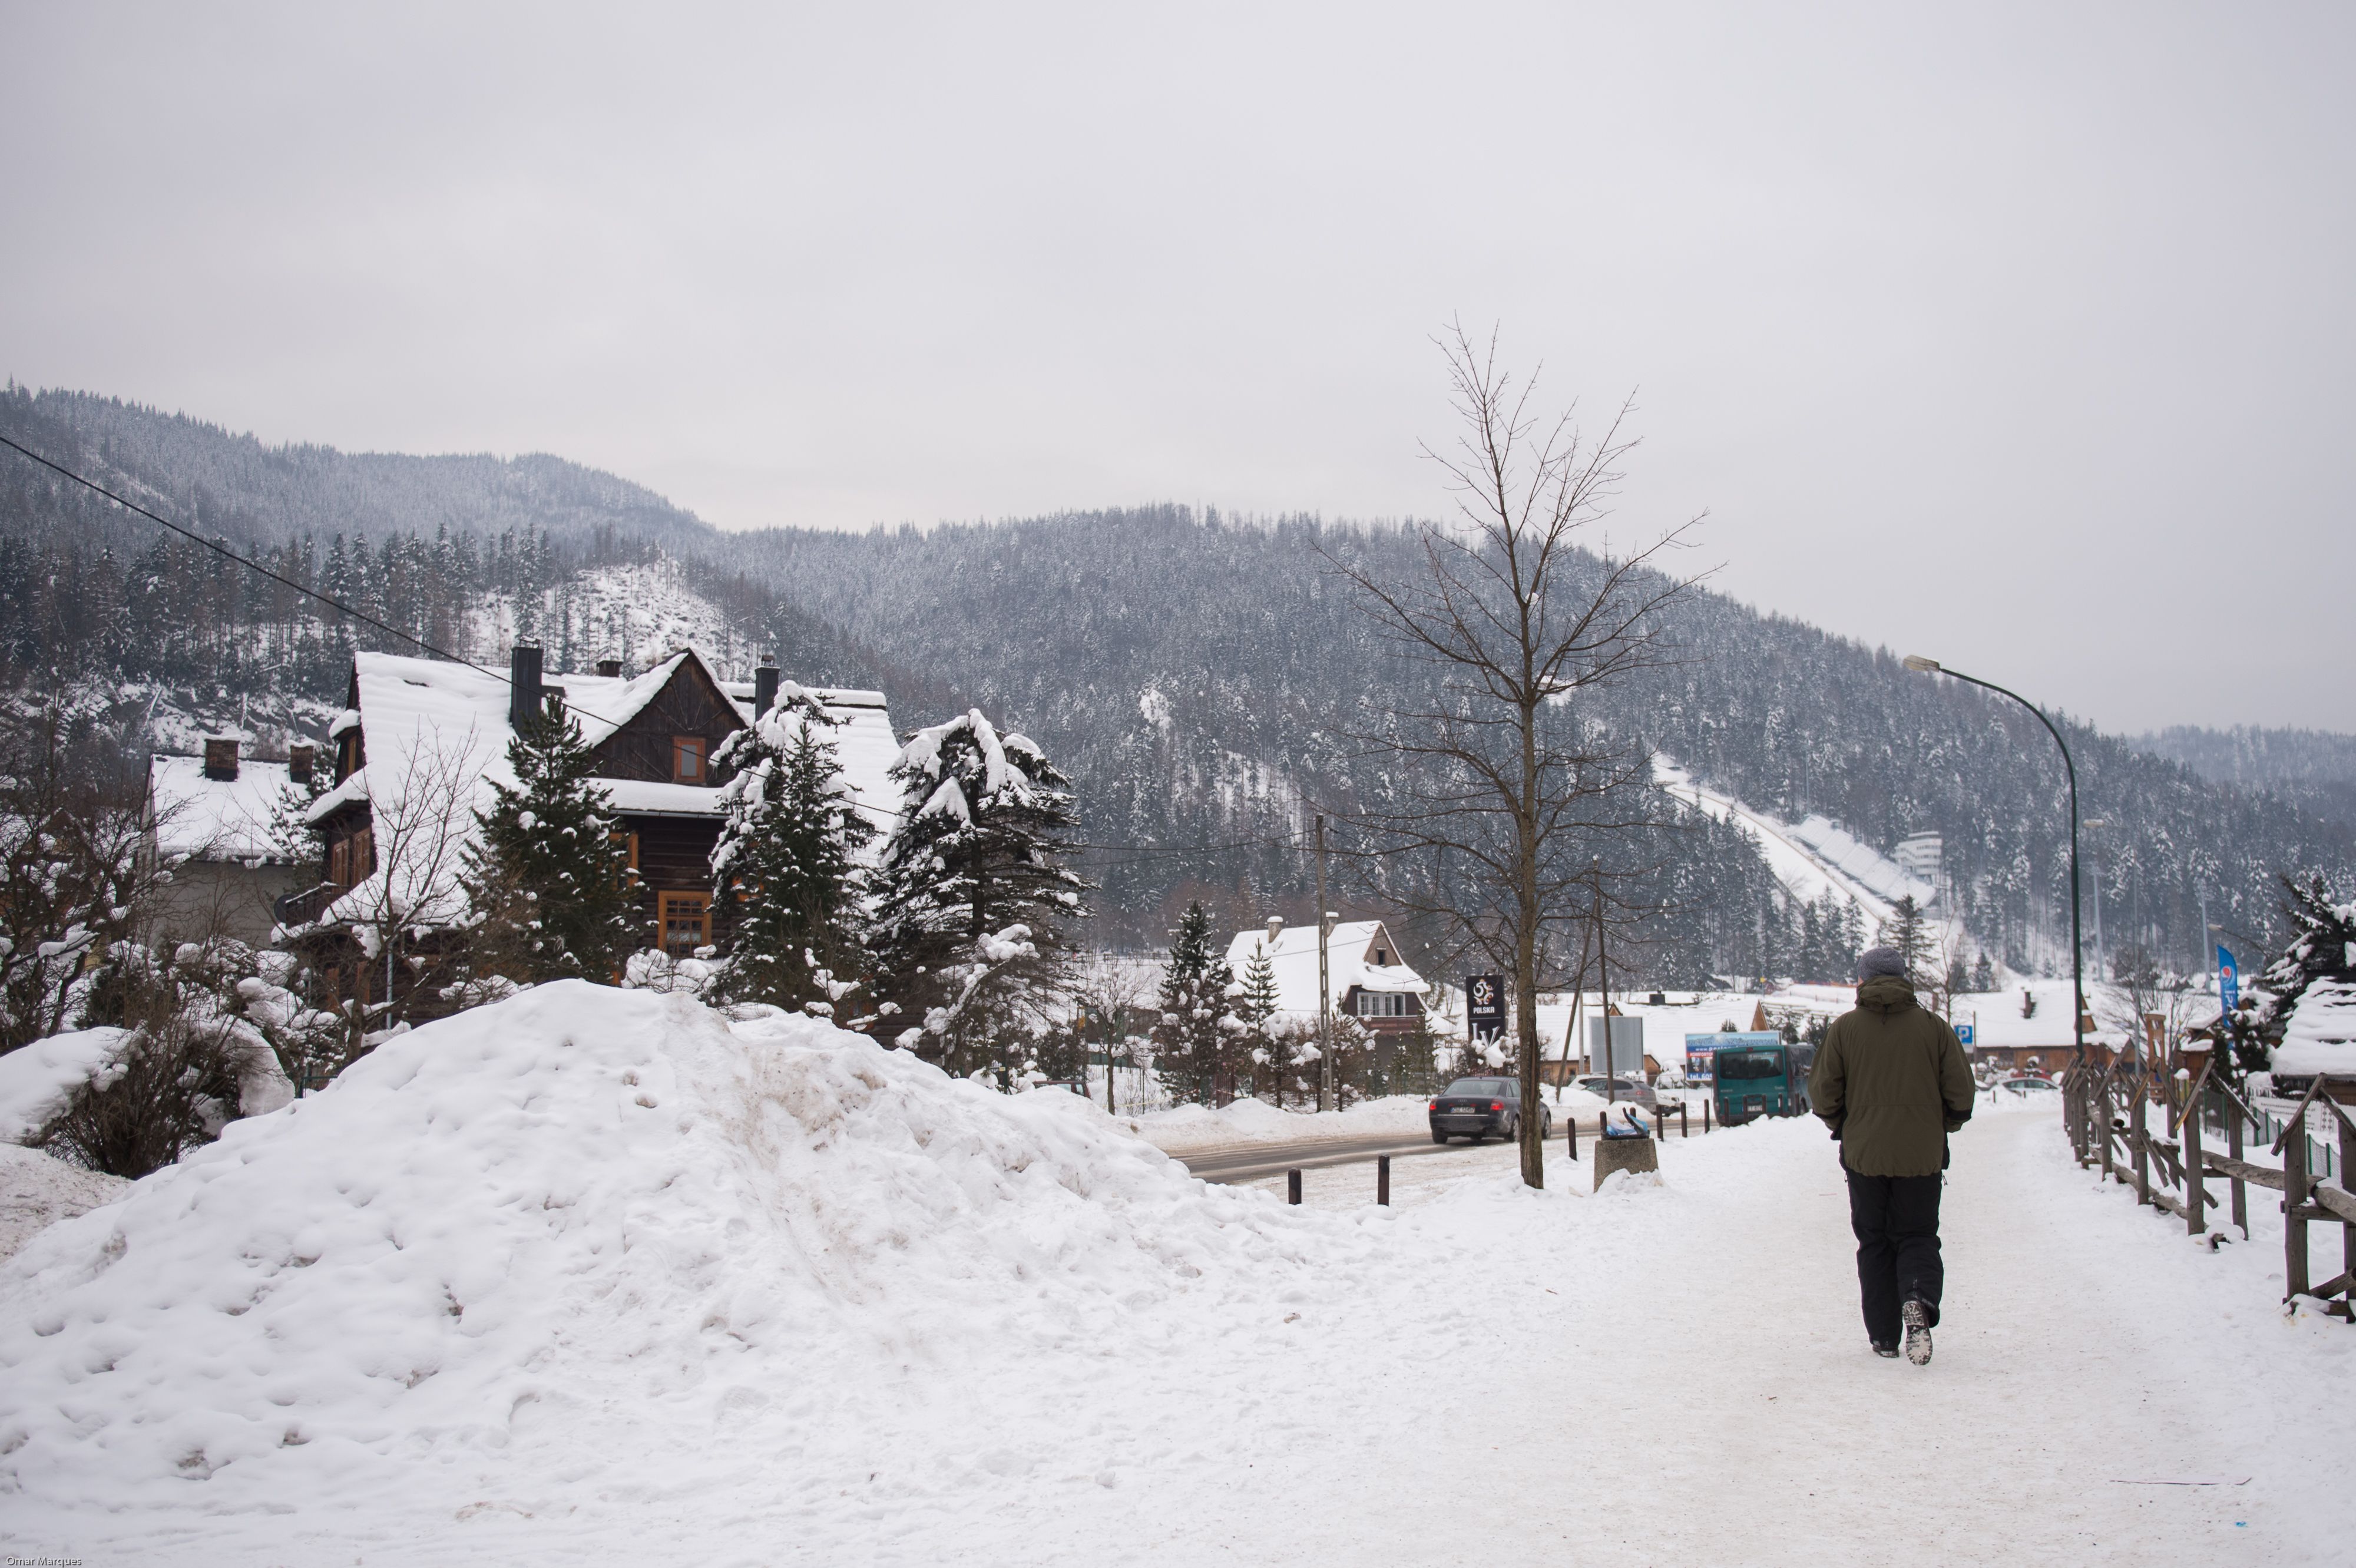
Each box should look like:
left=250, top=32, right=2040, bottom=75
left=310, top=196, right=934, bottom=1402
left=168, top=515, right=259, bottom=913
left=1713, top=1040, right=1817, bottom=1126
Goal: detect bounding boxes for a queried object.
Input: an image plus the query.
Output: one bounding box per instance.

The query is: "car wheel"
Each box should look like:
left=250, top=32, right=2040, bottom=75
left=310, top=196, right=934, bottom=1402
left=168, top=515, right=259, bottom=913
left=1503, top=1114, right=1518, bottom=1142
left=1431, top=1130, right=1450, bottom=1144
left=1541, top=1110, right=1553, bottom=1138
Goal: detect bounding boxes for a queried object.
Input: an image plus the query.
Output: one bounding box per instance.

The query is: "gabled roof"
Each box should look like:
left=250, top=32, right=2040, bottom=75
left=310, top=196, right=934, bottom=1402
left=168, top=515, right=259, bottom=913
left=148, top=755, right=295, bottom=862
left=1223, top=919, right=1428, bottom=1018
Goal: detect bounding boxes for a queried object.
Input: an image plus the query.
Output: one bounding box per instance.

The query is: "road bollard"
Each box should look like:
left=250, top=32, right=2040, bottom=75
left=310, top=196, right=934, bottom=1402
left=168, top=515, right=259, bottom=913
left=1377, top=1155, right=1391, bottom=1206
left=1703, top=1099, right=1712, bottom=1133
left=1680, top=1103, right=1689, bottom=1140
left=1566, top=1116, right=1577, bottom=1158
left=1288, top=1169, right=1302, bottom=1205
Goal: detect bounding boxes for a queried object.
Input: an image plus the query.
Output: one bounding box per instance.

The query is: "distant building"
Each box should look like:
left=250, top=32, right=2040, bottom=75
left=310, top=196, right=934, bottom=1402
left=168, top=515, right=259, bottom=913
left=144, top=737, right=315, bottom=946
left=1223, top=918, right=1429, bottom=1034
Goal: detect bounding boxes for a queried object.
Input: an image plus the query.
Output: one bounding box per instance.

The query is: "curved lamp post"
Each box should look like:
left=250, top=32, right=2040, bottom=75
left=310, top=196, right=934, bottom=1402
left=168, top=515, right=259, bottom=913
left=1902, top=655, right=2086, bottom=1067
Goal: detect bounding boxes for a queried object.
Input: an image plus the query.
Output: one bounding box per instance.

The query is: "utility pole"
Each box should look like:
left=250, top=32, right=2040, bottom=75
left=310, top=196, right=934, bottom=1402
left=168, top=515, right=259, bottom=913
left=1316, top=813, right=1332, bottom=1114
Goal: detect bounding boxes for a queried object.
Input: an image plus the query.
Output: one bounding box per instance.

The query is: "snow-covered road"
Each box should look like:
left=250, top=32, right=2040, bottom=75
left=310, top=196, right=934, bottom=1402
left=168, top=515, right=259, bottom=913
left=6, top=995, right=2350, bottom=1566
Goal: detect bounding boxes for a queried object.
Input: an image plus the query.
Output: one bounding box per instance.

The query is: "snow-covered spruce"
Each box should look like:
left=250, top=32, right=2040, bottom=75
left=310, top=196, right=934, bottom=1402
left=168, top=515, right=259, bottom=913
left=866, top=710, right=1087, bottom=1078
left=1153, top=900, right=1242, bottom=1103
left=0, top=981, right=1325, bottom=1511
left=707, top=682, right=873, bottom=1013
left=458, top=697, right=639, bottom=987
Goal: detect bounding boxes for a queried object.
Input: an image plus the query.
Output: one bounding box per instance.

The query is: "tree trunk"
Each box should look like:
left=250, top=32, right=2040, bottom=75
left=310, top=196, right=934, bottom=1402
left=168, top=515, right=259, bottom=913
left=1517, top=694, right=1544, bottom=1189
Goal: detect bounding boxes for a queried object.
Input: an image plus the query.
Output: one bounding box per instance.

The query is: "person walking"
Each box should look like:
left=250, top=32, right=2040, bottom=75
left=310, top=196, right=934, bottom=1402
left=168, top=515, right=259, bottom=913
left=1809, top=945, right=1975, bottom=1365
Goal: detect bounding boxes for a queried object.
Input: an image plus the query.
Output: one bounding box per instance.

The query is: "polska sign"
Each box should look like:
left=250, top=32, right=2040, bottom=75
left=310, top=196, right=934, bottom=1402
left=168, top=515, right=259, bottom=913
left=1465, top=974, right=1507, bottom=1041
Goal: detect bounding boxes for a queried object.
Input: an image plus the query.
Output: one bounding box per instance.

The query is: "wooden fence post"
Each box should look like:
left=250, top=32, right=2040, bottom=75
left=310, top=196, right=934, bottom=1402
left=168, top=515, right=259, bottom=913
left=2111, top=1069, right=2130, bottom=1177
left=2132, top=1085, right=2151, bottom=1206
left=1288, top=1169, right=1303, bottom=1206
left=2182, top=1074, right=2206, bottom=1236
left=2228, top=1097, right=2249, bottom=1239
left=2285, top=1126, right=2310, bottom=1301
left=2340, top=1106, right=2354, bottom=1305
left=1377, top=1155, right=1391, bottom=1208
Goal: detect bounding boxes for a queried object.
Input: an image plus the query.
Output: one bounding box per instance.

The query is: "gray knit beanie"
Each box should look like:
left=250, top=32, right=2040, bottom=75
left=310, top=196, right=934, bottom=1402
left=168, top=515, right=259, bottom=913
left=1855, top=946, right=1908, bottom=983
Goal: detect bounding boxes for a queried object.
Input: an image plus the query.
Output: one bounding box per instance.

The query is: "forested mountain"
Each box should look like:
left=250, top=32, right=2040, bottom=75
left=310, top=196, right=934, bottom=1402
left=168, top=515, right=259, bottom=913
left=2, top=387, right=2347, bottom=979
left=2136, top=725, right=2356, bottom=838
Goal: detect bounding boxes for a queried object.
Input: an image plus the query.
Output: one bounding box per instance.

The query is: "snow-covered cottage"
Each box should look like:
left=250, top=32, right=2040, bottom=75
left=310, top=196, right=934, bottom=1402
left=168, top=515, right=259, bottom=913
left=1223, top=918, right=1431, bottom=1034
left=292, top=643, right=895, bottom=996
left=144, top=737, right=315, bottom=945
left=2271, top=980, right=2356, bottom=1097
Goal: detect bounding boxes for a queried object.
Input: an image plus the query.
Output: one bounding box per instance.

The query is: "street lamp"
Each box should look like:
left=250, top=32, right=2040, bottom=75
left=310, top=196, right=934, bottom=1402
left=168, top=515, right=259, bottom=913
left=1902, top=655, right=2087, bottom=1067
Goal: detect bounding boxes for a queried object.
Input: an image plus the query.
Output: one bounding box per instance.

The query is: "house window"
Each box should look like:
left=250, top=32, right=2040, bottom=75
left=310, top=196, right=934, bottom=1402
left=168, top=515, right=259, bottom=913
left=1374, top=948, right=1389, bottom=965
left=659, top=891, right=710, bottom=958
left=353, top=826, right=374, bottom=879
left=1358, top=992, right=1411, bottom=1018
left=673, top=736, right=706, bottom=783
left=330, top=836, right=349, bottom=887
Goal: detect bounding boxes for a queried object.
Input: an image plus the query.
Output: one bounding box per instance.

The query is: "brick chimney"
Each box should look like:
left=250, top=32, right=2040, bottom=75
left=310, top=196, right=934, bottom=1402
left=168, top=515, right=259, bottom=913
left=754, top=653, right=780, bottom=718
left=596, top=658, right=623, bottom=678
left=287, top=743, right=314, bottom=786
left=509, top=643, right=543, bottom=732
left=203, top=737, right=240, bottom=782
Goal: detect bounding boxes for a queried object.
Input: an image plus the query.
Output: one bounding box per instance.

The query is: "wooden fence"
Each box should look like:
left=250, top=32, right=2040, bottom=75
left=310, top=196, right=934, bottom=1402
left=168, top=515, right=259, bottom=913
left=2061, top=1060, right=2356, bottom=1318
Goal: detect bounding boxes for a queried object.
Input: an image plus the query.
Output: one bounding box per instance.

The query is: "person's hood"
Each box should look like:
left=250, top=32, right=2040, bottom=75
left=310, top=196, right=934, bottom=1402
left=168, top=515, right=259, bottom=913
left=1857, top=974, right=1919, bottom=1013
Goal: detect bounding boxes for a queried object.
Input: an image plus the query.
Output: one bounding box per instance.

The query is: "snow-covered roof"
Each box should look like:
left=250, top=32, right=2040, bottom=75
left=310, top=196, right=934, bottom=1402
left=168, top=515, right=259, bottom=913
left=2274, top=981, right=2356, bottom=1080
left=720, top=681, right=901, bottom=840
left=297, top=649, right=902, bottom=926
left=148, top=754, right=294, bottom=862
left=1223, top=921, right=1428, bottom=1018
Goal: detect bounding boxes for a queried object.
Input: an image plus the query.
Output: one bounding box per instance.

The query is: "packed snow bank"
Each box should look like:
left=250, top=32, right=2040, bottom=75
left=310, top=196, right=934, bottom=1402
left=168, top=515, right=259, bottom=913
left=1131, top=1093, right=1433, bottom=1150
left=0, top=1144, right=128, bottom=1262
left=0, top=983, right=1327, bottom=1514
left=0, top=1028, right=128, bottom=1144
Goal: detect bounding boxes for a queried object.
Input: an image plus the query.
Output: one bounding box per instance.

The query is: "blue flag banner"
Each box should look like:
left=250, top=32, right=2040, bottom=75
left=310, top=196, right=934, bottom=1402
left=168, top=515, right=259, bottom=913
left=2217, top=945, right=2239, bottom=1017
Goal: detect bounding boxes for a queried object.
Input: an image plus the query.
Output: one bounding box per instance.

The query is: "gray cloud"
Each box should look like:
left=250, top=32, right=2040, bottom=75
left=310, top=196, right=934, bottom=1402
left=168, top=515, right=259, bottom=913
left=4, top=1, right=2350, bottom=730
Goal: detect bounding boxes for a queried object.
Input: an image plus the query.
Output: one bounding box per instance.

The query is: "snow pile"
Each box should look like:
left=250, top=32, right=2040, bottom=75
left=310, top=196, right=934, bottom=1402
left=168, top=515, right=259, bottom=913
left=0, top=1145, right=128, bottom=1262
left=0, top=983, right=1323, bottom=1514
left=1132, top=1093, right=1434, bottom=1150
left=0, top=1028, right=130, bottom=1143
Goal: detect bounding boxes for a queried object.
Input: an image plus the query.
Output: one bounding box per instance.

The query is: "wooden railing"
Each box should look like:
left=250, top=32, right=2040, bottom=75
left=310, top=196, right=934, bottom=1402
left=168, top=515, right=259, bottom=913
left=2062, top=1060, right=2356, bottom=1319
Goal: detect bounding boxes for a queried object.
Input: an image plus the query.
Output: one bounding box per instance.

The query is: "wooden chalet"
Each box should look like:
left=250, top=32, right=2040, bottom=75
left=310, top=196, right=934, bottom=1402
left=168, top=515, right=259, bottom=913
left=288, top=642, right=896, bottom=1011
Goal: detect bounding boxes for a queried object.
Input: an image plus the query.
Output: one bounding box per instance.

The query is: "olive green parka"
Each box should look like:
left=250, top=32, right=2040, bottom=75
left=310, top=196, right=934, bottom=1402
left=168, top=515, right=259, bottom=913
left=1808, top=975, right=1976, bottom=1177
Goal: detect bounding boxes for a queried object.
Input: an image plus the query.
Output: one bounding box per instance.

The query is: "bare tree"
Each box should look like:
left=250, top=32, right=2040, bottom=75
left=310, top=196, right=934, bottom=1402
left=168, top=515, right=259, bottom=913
left=0, top=705, right=161, bottom=1051
left=1330, top=325, right=1704, bottom=1189
left=325, top=726, right=482, bottom=1054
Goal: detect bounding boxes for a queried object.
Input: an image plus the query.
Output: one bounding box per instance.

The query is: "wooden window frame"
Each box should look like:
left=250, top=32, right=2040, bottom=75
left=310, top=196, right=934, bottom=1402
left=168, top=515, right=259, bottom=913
left=657, top=889, right=711, bottom=958
left=672, top=735, right=706, bottom=784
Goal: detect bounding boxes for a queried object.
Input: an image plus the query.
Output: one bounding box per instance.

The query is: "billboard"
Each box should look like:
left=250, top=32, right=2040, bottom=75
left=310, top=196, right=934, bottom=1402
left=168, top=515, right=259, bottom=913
left=1587, top=1015, right=1645, bottom=1076
left=1685, top=1030, right=1779, bottom=1082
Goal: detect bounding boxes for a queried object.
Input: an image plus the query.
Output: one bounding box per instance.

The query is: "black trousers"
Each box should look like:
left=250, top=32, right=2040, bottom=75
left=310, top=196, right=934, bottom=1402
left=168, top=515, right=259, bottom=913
left=1844, top=1167, right=1944, bottom=1345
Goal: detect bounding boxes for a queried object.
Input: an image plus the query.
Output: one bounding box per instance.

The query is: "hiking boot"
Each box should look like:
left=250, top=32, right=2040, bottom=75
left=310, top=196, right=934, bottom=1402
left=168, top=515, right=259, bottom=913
left=1871, top=1341, right=1900, bottom=1359
left=1901, top=1300, right=1933, bottom=1366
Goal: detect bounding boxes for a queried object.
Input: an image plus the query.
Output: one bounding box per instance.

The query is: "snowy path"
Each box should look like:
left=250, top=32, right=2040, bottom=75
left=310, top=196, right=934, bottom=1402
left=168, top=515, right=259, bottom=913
left=9, top=1102, right=2351, bottom=1565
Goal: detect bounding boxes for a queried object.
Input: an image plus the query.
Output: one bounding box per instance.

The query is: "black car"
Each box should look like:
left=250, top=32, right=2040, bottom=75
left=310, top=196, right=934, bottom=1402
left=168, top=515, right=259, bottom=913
left=1428, top=1077, right=1554, bottom=1143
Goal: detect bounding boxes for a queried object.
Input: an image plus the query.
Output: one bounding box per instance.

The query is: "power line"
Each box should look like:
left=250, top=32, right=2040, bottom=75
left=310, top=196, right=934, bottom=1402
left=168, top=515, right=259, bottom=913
left=0, top=430, right=512, bottom=686
left=0, top=432, right=1358, bottom=866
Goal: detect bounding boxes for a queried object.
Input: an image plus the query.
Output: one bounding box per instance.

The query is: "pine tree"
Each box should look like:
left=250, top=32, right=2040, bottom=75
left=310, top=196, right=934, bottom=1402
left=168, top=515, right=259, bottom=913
left=459, top=698, right=639, bottom=987
left=1154, top=902, right=1239, bottom=1104
left=868, top=709, right=1087, bottom=1078
left=1971, top=951, right=1995, bottom=992
left=2260, top=872, right=2356, bottom=1025
left=1881, top=895, right=1930, bottom=980
left=709, top=686, right=873, bottom=1014
left=1236, top=937, right=1283, bottom=1099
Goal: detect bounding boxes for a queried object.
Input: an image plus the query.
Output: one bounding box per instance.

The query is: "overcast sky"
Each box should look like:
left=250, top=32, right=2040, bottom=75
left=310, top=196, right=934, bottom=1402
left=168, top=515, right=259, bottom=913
left=5, top=2, right=2351, bottom=733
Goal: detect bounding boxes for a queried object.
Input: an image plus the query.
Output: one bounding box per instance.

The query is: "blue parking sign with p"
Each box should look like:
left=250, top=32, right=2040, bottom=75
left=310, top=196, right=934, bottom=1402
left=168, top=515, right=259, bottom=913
left=1955, top=1024, right=1976, bottom=1047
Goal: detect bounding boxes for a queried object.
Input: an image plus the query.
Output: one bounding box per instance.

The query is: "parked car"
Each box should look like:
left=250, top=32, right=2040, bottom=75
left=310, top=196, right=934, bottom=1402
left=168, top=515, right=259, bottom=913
left=1430, top=1077, right=1554, bottom=1143
left=1996, top=1077, right=2059, bottom=1096
left=1574, top=1074, right=1660, bottom=1112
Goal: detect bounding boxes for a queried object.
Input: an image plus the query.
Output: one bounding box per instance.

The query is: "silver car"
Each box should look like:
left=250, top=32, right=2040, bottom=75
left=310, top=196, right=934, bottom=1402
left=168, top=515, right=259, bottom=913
left=1574, top=1074, right=1659, bottom=1111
